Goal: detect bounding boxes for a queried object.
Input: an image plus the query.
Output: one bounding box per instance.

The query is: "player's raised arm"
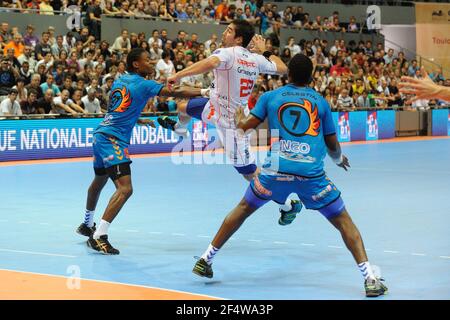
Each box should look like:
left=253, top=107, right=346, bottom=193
left=250, top=34, right=287, bottom=75
left=159, top=85, right=208, bottom=98
left=167, top=56, right=221, bottom=85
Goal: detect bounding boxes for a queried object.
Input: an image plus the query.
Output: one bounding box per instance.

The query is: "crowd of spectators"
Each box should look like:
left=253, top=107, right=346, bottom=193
left=0, top=1, right=448, bottom=117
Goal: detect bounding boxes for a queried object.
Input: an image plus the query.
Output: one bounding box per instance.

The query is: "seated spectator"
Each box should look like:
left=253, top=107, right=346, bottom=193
left=5, top=48, right=21, bottom=70
left=52, top=89, right=85, bottom=114
left=81, top=88, right=102, bottom=114
left=20, top=89, right=39, bottom=115
left=0, top=88, right=21, bottom=116
left=23, top=25, right=39, bottom=48
left=40, top=74, right=61, bottom=96
left=12, top=77, right=27, bottom=103
left=104, top=0, right=120, bottom=16
left=3, top=33, right=24, bottom=58
left=356, top=91, right=370, bottom=108
left=35, top=52, right=54, bottom=73
left=110, top=29, right=131, bottom=56
left=0, top=58, right=18, bottom=101
left=337, top=89, right=354, bottom=110
left=285, top=37, right=301, bottom=57
left=347, top=16, right=359, bottom=33
left=155, top=51, right=175, bottom=80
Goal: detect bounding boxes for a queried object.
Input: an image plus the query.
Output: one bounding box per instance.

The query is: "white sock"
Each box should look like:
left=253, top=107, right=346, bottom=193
left=174, top=122, right=187, bottom=130
left=201, top=244, right=220, bottom=265
left=93, top=219, right=110, bottom=240
left=280, top=200, right=292, bottom=212
left=358, top=261, right=376, bottom=280
left=84, top=210, right=95, bottom=227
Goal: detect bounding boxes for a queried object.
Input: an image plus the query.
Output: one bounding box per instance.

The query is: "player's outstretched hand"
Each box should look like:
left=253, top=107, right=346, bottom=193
left=137, top=118, right=156, bottom=128
left=337, top=155, right=350, bottom=171
left=249, top=34, right=267, bottom=55
left=167, top=74, right=180, bottom=90
left=398, top=67, right=440, bottom=103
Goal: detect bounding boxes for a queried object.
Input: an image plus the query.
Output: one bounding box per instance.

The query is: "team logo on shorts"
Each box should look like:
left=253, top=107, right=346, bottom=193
left=110, top=86, right=132, bottom=113
left=278, top=99, right=320, bottom=137
left=253, top=176, right=272, bottom=197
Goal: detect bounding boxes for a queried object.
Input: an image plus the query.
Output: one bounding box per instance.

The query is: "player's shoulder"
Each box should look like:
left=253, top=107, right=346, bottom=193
left=212, top=47, right=233, bottom=56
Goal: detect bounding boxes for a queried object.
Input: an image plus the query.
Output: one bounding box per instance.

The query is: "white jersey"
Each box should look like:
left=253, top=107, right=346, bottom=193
left=207, top=46, right=278, bottom=128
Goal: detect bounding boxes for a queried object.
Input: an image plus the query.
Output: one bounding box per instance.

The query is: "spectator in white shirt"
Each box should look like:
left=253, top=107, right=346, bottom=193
left=148, top=29, right=163, bottom=49
left=52, top=89, right=85, bottom=114
left=285, top=37, right=301, bottom=57
left=155, top=51, right=175, bottom=80
left=81, top=88, right=102, bottom=113
left=0, top=89, right=22, bottom=116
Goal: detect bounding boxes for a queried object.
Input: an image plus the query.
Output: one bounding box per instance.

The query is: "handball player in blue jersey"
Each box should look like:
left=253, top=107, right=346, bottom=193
left=76, top=48, right=203, bottom=254
left=193, top=54, right=388, bottom=297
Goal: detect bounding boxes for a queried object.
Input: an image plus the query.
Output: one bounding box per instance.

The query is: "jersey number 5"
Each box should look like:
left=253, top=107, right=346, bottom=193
left=240, top=78, right=254, bottom=97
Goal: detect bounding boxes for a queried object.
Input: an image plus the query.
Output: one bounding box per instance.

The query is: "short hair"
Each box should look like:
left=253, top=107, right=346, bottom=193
left=231, top=19, right=254, bottom=48
left=28, top=88, right=38, bottom=97
left=288, top=54, right=313, bottom=86
left=126, top=48, right=146, bottom=72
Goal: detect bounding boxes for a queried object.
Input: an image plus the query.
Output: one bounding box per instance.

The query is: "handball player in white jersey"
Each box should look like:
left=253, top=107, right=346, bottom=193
left=157, top=20, right=287, bottom=181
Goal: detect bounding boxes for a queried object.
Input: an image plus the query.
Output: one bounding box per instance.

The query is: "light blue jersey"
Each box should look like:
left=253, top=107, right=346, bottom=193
left=95, top=73, right=164, bottom=143
left=251, top=84, right=336, bottom=178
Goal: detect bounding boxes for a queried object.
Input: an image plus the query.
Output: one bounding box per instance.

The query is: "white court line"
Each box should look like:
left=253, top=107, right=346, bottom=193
left=0, top=220, right=8, bottom=222
left=248, top=239, right=262, bottom=243
left=328, top=245, right=343, bottom=249
left=172, top=233, right=185, bottom=236
left=273, top=241, right=288, bottom=245
left=411, top=253, right=427, bottom=256
left=197, top=235, right=210, bottom=238
left=384, top=250, right=399, bottom=254
left=366, top=249, right=372, bottom=251
left=301, top=243, right=316, bottom=247
left=148, top=231, right=163, bottom=235
left=0, top=248, right=76, bottom=258
left=61, top=224, right=72, bottom=227
left=439, top=256, right=450, bottom=260
left=125, top=229, right=139, bottom=233
left=39, top=222, right=50, bottom=226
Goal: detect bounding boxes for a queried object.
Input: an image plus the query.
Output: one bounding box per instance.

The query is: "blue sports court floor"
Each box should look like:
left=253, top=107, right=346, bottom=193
left=0, top=137, right=449, bottom=299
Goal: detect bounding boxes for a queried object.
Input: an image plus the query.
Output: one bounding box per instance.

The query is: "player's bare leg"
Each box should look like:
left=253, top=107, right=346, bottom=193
left=329, top=209, right=388, bottom=297
left=76, top=174, right=109, bottom=237
left=193, top=198, right=258, bottom=278
left=87, top=174, right=133, bottom=255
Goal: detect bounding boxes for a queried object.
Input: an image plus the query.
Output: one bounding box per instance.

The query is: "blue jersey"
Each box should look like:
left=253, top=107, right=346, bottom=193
left=95, top=73, right=164, bottom=143
left=251, top=84, right=336, bottom=178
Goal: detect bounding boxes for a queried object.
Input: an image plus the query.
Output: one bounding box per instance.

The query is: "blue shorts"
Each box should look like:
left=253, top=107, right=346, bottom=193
left=247, top=172, right=345, bottom=218
left=186, top=97, right=209, bottom=120
left=93, top=133, right=132, bottom=170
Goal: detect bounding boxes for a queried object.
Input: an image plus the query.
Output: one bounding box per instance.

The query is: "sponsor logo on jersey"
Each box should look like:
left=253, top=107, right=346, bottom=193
left=237, top=58, right=256, bottom=68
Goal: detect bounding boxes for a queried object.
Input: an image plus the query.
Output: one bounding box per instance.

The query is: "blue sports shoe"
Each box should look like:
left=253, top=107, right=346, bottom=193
left=279, top=200, right=303, bottom=226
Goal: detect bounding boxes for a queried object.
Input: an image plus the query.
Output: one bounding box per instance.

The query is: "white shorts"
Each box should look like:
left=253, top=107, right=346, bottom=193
left=201, top=101, right=255, bottom=168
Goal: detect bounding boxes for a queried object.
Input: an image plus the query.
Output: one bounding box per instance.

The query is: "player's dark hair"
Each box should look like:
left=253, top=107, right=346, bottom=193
left=231, top=19, right=254, bottom=48
left=126, top=48, right=146, bottom=72
left=288, top=53, right=313, bottom=86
